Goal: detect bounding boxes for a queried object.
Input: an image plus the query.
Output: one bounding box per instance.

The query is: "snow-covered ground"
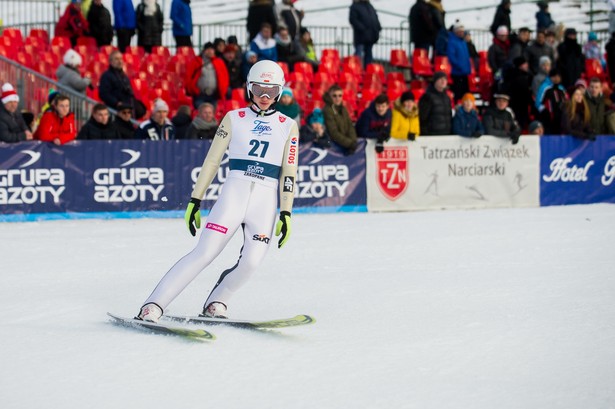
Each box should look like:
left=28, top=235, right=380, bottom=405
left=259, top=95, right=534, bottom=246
left=1, top=204, right=615, bottom=408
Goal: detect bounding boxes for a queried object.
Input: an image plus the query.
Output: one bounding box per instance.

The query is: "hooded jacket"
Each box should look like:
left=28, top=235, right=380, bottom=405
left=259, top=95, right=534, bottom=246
left=390, top=99, right=420, bottom=140
left=34, top=110, right=76, bottom=145
left=77, top=115, right=120, bottom=140
left=349, top=0, right=382, bottom=46
left=0, top=104, right=29, bottom=143
left=322, top=90, right=358, bottom=150
left=170, top=0, right=193, bottom=37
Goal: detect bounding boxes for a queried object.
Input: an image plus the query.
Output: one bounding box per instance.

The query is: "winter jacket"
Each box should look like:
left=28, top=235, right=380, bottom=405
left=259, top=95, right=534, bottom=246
left=275, top=35, right=303, bottom=68
left=171, top=0, right=192, bottom=37
left=278, top=2, right=302, bottom=40
left=584, top=92, right=610, bottom=135
left=135, top=1, right=163, bottom=48
left=447, top=31, right=471, bottom=76
left=0, top=104, right=29, bottom=143
left=556, top=37, right=585, bottom=89
left=171, top=111, right=192, bottom=139
left=185, top=117, right=218, bottom=139
left=452, top=106, right=484, bottom=137
left=34, top=110, right=76, bottom=145
left=113, top=116, right=136, bottom=139
left=250, top=33, right=278, bottom=62
left=77, top=116, right=120, bottom=140
left=184, top=55, right=230, bottom=100
left=299, top=124, right=331, bottom=149
left=560, top=101, right=595, bottom=140
left=390, top=99, right=420, bottom=140
left=409, top=0, right=437, bottom=48
left=483, top=106, right=521, bottom=141
left=247, top=1, right=277, bottom=41
left=526, top=41, right=555, bottom=75
left=490, top=1, right=511, bottom=36
left=537, top=81, right=567, bottom=134
left=113, top=0, right=136, bottom=30
left=418, top=84, right=453, bottom=135
left=135, top=118, right=176, bottom=140
left=55, top=3, right=89, bottom=45
left=322, top=90, right=358, bottom=151
left=99, top=67, right=135, bottom=109
left=504, top=66, right=533, bottom=129
left=87, top=2, right=113, bottom=46
left=606, top=35, right=615, bottom=83
left=349, top=0, right=381, bottom=46
left=536, top=10, right=555, bottom=32
left=355, top=100, right=392, bottom=139
left=488, top=37, right=510, bottom=74
left=56, top=64, right=91, bottom=94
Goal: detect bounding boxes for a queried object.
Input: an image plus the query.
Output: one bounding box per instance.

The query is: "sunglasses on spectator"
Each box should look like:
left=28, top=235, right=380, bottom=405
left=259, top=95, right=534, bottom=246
left=250, top=83, right=281, bottom=99
left=331, top=93, right=343, bottom=98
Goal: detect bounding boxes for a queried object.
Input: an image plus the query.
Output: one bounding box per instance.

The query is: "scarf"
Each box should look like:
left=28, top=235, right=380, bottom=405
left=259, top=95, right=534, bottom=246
left=191, top=117, right=218, bottom=131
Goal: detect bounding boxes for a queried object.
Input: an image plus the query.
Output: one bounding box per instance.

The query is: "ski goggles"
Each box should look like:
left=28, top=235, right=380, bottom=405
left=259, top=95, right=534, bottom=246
left=249, top=83, right=282, bottom=99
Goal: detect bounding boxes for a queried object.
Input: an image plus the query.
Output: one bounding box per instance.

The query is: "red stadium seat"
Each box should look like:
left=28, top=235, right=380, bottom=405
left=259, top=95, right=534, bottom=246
left=390, top=49, right=411, bottom=69
left=366, top=63, right=386, bottom=84
left=321, top=49, right=340, bottom=65
left=339, top=71, right=359, bottom=90
left=231, top=88, right=246, bottom=102
left=313, top=71, right=334, bottom=90
left=317, top=59, right=339, bottom=82
left=24, top=36, right=47, bottom=52
left=176, top=46, right=196, bottom=59
left=99, top=45, right=116, bottom=57
left=28, top=28, right=49, bottom=45
left=125, top=45, right=145, bottom=58
left=386, top=80, right=408, bottom=101
left=363, top=72, right=383, bottom=93
left=586, top=59, right=607, bottom=81
left=277, top=61, right=290, bottom=81
left=412, top=48, right=433, bottom=77
left=342, top=55, right=364, bottom=81
left=51, top=36, right=71, bottom=52
left=15, top=51, right=34, bottom=68
left=2, top=28, right=24, bottom=47
left=76, top=36, right=97, bottom=48
left=434, top=56, right=453, bottom=82
left=293, top=61, right=314, bottom=84
left=151, top=46, right=171, bottom=59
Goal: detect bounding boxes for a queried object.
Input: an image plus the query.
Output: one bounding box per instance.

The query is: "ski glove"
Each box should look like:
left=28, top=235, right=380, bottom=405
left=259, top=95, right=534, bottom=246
left=275, top=211, right=291, bottom=248
left=185, top=197, right=201, bottom=236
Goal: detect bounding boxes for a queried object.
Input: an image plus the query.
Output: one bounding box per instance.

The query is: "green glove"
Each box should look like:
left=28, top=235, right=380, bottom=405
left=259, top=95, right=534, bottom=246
left=185, top=197, right=201, bottom=236
left=275, top=211, right=291, bottom=248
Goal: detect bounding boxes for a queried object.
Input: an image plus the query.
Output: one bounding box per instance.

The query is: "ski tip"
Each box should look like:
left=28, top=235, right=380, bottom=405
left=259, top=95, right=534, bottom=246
left=294, top=315, right=316, bottom=325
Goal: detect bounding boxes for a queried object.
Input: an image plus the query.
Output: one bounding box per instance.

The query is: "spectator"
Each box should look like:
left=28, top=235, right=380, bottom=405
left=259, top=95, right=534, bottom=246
left=250, top=23, right=278, bottom=62
left=77, top=103, right=120, bottom=139
left=536, top=68, right=567, bottom=134
left=607, top=32, right=615, bottom=83
left=275, top=26, right=303, bottom=69
left=490, top=0, right=511, bottom=37
left=465, top=31, right=480, bottom=73
left=0, top=83, right=33, bottom=143
left=56, top=49, right=92, bottom=94
left=418, top=71, right=453, bottom=136
left=87, top=0, right=113, bottom=47
left=583, top=32, right=605, bottom=66
left=504, top=56, right=533, bottom=130
left=170, top=0, right=193, bottom=47
left=242, top=51, right=258, bottom=84
left=276, top=88, right=301, bottom=124
left=185, top=42, right=230, bottom=109
left=185, top=102, right=218, bottom=139
left=171, top=105, right=193, bottom=139
left=488, top=26, right=511, bottom=78
left=300, top=108, right=331, bottom=149
left=113, top=102, right=136, bottom=139
left=136, top=99, right=175, bottom=140
left=526, top=29, right=555, bottom=75
left=247, top=0, right=277, bottom=42
left=113, top=0, right=136, bottom=53
left=322, top=85, right=358, bottom=155
left=135, top=0, right=163, bottom=53
left=483, top=93, right=521, bottom=144
left=536, top=1, right=555, bottom=33
left=528, top=120, right=544, bottom=135
left=556, top=28, right=585, bottom=89
left=544, top=29, right=559, bottom=60
left=213, top=38, right=226, bottom=59
left=509, top=27, right=531, bottom=62
left=349, top=0, right=382, bottom=67
left=390, top=91, right=420, bottom=141
left=34, top=94, right=76, bottom=145
left=531, top=56, right=551, bottom=99
left=561, top=85, right=595, bottom=140
left=584, top=77, right=610, bottom=135
left=278, top=0, right=304, bottom=40
left=447, top=22, right=471, bottom=102
left=223, top=44, right=244, bottom=91
left=55, top=0, right=90, bottom=47
left=428, top=0, right=446, bottom=52
left=99, top=50, right=146, bottom=119
left=434, top=21, right=450, bottom=57
left=452, top=93, right=484, bottom=138
left=356, top=93, right=392, bottom=153
left=409, top=0, right=437, bottom=52
left=297, top=27, right=319, bottom=72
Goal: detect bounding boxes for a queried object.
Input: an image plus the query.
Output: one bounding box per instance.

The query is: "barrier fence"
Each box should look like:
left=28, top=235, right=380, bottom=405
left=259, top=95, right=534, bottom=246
left=1, top=135, right=613, bottom=222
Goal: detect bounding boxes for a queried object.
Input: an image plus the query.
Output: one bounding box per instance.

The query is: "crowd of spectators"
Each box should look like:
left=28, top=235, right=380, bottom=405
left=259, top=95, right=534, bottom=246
left=1, top=0, right=614, bottom=150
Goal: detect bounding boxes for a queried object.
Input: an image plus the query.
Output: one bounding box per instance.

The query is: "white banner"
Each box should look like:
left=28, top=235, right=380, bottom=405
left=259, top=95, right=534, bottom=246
left=366, top=135, right=541, bottom=211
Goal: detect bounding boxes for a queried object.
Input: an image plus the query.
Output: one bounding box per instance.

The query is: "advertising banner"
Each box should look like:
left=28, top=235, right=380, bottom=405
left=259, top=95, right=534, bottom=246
left=366, top=136, right=541, bottom=211
left=540, top=135, right=615, bottom=205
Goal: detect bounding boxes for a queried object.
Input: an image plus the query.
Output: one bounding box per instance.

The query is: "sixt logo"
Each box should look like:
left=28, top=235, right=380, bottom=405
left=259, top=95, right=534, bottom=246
left=0, top=150, right=65, bottom=205
left=252, top=234, right=270, bottom=243
left=252, top=120, right=272, bottom=135
left=93, top=149, right=165, bottom=203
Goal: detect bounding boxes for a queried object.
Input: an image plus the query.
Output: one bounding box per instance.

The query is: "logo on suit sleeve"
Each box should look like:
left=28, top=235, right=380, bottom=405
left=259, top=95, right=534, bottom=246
left=287, top=136, right=298, bottom=165
left=283, top=176, right=294, bottom=192
left=279, top=115, right=286, bottom=123
left=239, top=111, right=246, bottom=118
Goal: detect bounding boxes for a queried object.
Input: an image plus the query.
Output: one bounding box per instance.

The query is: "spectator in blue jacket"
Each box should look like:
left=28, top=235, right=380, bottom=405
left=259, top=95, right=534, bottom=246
left=113, top=0, right=136, bottom=53
left=535, top=1, right=555, bottom=33
left=171, top=0, right=193, bottom=47
left=250, top=23, right=278, bottom=61
left=452, top=93, right=484, bottom=137
left=447, top=21, right=471, bottom=102
left=349, top=0, right=382, bottom=67
left=355, top=93, right=392, bottom=153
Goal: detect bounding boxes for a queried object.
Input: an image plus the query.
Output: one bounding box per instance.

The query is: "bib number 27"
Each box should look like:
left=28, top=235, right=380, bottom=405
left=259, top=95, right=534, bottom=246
left=248, top=139, right=270, bottom=158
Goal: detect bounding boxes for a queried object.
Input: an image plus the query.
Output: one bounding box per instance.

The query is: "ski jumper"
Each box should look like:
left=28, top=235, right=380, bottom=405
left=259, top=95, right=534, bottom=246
left=143, top=106, right=299, bottom=312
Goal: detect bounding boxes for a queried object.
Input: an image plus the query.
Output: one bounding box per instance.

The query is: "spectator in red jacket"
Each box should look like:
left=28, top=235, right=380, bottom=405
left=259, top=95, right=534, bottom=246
left=184, top=42, right=230, bottom=109
left=34, top=95, right=76, bottom=145
left=55, top=0, right=90, bottom=47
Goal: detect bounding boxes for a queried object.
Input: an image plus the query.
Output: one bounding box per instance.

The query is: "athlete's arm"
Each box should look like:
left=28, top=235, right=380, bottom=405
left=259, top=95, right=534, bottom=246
left=191, top=113, right=232, bottom=199
left=278, top=121, right=299, bottom=213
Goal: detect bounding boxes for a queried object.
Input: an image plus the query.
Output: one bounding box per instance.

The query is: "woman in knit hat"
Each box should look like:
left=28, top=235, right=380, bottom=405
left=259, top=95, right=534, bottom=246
left=276, top=87, right=301, bottom=123
left=56, top=49, right=92, bottom=94
left=452, top=92, right=484, bottom=137
left=300, top=107, right=331, bottom=149
left=390, top=90, right=420, bottom=140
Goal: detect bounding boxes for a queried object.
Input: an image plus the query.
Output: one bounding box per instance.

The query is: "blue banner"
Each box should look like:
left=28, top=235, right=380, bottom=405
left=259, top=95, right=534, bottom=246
left=540, top=135, right=615, bottom=206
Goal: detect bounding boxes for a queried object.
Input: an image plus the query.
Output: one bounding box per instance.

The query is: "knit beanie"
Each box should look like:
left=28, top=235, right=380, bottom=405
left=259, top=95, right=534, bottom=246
left=152, top=98, right=169, bottom=113
left=1, top=83, right=19, bottom=104
left=400, top=91, right=414, bottom=103
left=63, top=49, right=83, bottom=67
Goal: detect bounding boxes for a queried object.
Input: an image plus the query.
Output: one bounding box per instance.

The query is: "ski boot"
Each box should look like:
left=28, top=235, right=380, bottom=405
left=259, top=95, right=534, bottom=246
left=201, top=302, right=228, bottom=318
left=136, top=303, right=163, bottom=323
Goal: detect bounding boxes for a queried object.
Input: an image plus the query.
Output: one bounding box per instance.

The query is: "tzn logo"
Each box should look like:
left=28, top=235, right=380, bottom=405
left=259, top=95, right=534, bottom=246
left=93, top=149, right=165, bottom=202
left=543, top=157, right=594, bottom=183
left=0, top=150, right=65, bottom=205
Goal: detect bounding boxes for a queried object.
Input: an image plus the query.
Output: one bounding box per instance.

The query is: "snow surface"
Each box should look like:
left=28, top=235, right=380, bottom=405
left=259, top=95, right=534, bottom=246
left=1, top=204, right=615, bottom=408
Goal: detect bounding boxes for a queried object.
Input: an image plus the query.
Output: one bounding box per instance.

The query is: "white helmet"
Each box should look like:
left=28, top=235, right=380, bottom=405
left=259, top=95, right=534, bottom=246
left=246, top=60, right=286, bottom=102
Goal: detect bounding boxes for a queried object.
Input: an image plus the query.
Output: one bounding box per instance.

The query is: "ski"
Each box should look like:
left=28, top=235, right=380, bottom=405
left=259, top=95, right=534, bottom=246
left=163, top=314, right=315, bottom=329
left=107, top=313, right=216, bottom=341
